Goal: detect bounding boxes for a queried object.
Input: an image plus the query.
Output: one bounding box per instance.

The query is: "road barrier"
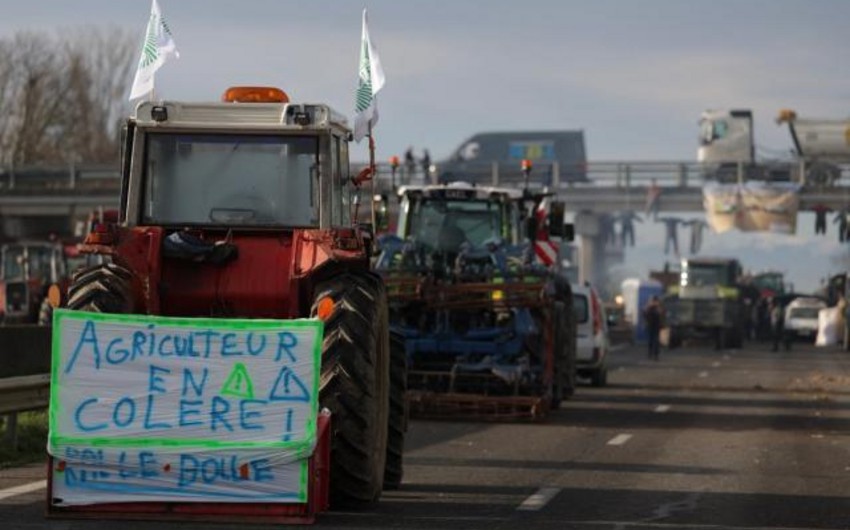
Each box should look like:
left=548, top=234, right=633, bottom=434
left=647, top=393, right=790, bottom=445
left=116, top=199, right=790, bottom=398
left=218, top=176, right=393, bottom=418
left=0, top=373, right=50, bottom=446
left=0, top=325, right=52, bottom=446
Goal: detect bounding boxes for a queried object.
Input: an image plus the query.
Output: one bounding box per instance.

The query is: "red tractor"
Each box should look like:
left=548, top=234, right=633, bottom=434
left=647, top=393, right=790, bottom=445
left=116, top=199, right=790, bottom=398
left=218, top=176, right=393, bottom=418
left=63, top=86, right=403, bottom=507
left=0, top=240, right=69, bottom=324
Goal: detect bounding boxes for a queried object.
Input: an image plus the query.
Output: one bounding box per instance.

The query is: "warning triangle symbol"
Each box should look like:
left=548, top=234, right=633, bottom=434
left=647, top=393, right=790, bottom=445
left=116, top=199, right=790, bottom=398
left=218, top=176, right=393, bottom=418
left=268, top=366, right=310, bottom=403
left=220, top=362, right=255, bottom=399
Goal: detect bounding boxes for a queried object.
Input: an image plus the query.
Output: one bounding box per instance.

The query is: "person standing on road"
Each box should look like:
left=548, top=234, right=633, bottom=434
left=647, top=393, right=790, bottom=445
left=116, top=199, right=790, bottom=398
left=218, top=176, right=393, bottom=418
left=769, top=298, right=786, bottom=352
left=643, top=295, right=663, bottom=360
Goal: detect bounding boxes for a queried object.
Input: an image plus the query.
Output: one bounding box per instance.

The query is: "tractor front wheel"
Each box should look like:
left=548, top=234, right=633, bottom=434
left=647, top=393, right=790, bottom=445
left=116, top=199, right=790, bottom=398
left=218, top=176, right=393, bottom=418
left=312, top=273, right=390, bottom=507
left=66, top=263, right=134, bottom=313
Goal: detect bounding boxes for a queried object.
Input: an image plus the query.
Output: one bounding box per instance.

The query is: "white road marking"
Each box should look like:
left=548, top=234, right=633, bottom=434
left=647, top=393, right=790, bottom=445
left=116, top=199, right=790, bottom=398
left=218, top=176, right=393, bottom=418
left=0, top=480, right=46, bottom=501
left=654, top=404, right=671, bottom=413
left=698, top=371, right=709, bottom=378
left=517, top=487, right=561, bottom=511
left=606, top=433, right=633, bottom=446
left=711, top=362, right=721, bottom=368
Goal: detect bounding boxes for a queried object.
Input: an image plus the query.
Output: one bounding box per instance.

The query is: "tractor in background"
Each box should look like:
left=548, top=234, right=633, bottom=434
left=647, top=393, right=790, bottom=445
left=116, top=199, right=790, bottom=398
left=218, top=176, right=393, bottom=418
left=57, top=86, right=404, bottom=512
left=375, top=180, right=576, bottom=420
left=0, top=240, right=69, bottom=324
left=666, top=257, right=755, bottom=348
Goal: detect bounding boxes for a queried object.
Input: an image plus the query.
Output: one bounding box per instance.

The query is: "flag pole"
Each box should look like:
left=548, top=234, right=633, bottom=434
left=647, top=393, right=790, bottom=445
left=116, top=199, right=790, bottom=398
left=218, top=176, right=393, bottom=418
left=369, top=121, right=377, bottom=232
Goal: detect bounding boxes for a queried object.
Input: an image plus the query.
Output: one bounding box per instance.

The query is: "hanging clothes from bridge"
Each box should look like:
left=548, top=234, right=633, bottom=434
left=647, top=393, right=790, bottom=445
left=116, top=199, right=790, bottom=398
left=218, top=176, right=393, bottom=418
left=618, top=211, right=642, bottom=247
left=657, top=217, right=683, bottom=256
left=599, top=213, right=618, bottom=248
left=682, top=219, right=708, bottom=255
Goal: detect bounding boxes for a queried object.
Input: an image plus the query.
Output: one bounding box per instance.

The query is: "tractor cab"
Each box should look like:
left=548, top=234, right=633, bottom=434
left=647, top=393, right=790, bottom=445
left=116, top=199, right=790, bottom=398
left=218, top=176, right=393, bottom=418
left=86, top=86, right=368, bottom=318
left=0, top=241, right=66, bottom=322
left=120, top=87, right=354, bottom=231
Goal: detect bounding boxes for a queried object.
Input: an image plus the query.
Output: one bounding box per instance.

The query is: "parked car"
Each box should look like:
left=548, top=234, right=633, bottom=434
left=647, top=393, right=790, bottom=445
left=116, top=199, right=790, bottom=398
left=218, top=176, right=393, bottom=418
left=784, top=296, right=827, bottom=342
left=572, top=282, right=609, bottom=386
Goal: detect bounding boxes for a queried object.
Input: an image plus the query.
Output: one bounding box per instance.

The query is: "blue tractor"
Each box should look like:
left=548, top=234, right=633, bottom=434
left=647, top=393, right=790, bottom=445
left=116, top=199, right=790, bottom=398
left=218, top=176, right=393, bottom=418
left=374, top=183, right=576, bottom=419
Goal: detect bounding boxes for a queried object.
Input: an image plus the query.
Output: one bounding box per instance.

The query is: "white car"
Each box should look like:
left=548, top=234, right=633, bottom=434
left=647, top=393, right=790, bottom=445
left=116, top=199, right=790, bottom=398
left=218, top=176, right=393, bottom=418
left=572, top=282, right=609, bottom=386
left=784, top=297, right=826, bottom=341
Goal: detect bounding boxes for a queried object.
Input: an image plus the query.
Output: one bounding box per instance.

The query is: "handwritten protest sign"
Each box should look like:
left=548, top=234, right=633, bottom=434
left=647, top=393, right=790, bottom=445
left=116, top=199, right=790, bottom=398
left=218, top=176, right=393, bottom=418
left=48, top=309, right=322, bottom=505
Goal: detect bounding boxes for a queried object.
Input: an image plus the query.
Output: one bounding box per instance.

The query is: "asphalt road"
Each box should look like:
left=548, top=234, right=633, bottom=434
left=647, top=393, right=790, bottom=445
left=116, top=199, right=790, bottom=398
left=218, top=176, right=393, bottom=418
left=3, top=339, right=850, bottom=529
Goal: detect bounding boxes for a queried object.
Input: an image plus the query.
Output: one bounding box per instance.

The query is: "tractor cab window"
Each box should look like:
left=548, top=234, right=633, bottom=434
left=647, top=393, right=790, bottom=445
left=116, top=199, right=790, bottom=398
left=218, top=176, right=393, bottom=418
left=339, top=138, right=351, bottom=224
left=1, top=247, right=23, bottom=279
left=683, top=264, right=725, bottom=287
left=408, top=199, right=503, bottom=251
left=1, top=245, right=57, bottom=281
left=26, top=245, right=58, bottom=281
left=330, top=136, right=351, bottom=226
left=143, top=133, right=319, bottom=227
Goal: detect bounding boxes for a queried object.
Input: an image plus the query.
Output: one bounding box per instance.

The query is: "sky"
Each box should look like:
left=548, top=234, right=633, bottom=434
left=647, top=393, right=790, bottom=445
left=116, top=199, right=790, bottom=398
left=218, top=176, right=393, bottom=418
left=1, top=0, right=848, bottom=292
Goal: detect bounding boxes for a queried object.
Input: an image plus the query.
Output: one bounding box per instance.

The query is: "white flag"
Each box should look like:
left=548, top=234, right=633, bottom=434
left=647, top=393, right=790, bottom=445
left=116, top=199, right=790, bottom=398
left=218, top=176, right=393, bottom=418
left=353, top=9, right=385, bottom=142
left=129, top=0, right=179, bottom=101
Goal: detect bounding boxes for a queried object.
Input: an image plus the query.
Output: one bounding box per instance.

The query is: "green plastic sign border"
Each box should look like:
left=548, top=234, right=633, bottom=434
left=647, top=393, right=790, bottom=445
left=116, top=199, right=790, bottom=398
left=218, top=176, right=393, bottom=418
left=49, top=309, right=323, bottom=453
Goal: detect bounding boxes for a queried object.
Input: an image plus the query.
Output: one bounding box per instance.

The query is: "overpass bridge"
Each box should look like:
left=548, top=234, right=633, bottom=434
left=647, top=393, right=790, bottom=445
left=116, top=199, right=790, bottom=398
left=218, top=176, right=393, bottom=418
left=4, top=160, right=848, bottom=216
left=1, top=160, right=848, bottom=285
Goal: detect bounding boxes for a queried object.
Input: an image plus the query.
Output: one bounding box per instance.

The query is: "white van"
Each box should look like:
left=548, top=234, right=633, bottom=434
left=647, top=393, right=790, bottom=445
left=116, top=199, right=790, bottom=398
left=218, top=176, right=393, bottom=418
left=784, top=296, right=827, bottom=341
left=572, top=283, right=609, bottom=386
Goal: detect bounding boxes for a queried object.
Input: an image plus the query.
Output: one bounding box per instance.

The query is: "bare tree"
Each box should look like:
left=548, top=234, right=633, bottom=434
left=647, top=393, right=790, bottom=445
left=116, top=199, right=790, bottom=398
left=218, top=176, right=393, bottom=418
left=0, top=32, right=66, bottom=167
left=0, top=27, right=135, bottom=168
left=64, top=26, right=136, bottom=163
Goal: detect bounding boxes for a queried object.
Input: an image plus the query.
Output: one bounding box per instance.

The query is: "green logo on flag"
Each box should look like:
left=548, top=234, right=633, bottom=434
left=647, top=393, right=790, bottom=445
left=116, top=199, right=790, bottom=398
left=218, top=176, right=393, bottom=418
left=355, top=39, right=373, bottom=113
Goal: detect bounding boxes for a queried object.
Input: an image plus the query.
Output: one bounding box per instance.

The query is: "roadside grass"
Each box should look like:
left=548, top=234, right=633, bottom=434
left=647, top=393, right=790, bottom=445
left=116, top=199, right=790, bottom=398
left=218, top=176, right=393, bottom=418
left=0, top=410, right=48, bottom=469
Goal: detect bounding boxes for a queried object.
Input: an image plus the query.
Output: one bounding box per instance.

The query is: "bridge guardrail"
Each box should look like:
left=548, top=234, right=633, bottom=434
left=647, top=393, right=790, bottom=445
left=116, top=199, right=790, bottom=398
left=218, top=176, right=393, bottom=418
left=1, top=160, right=848, bottom=195
left=0, top=373, right=50, bottom=446
left=359, top=160, right=850, bottom=195
left=0, top=374, right=50, bottom=416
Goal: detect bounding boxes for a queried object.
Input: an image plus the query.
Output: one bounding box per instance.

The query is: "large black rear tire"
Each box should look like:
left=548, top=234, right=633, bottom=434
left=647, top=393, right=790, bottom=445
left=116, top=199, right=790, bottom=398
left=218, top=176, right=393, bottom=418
left=383, top=330, right=407, bottom=490
left=312, top=273, right=390, bottom=508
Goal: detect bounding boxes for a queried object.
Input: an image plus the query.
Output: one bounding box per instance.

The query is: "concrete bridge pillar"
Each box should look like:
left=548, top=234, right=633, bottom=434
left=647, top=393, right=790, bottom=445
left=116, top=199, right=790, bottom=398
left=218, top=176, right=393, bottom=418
left=574, top=211, right=603, bottom=286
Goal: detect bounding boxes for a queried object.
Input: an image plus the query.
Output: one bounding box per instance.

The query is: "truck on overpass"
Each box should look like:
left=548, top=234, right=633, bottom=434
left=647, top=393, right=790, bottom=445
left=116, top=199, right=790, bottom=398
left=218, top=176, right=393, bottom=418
left=698, top=108, right=850, bottom=185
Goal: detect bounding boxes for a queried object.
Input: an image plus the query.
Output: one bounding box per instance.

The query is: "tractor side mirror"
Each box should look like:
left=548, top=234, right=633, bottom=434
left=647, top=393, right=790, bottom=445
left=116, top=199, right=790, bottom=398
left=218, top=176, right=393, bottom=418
left=373, top=194, right=389, bottom=233
left=561, top=223, right=575, bottom=242
left=547, top=201, right=566, bottom=237
left=525, top=215, right=538, bottom=242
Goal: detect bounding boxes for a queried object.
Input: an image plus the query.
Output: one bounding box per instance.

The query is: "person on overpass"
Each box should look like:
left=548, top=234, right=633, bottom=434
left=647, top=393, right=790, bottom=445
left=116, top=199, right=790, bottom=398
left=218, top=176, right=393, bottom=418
left=811, top=204, right=831, bottom=235
left=645, top=178, right=662, bottom=220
